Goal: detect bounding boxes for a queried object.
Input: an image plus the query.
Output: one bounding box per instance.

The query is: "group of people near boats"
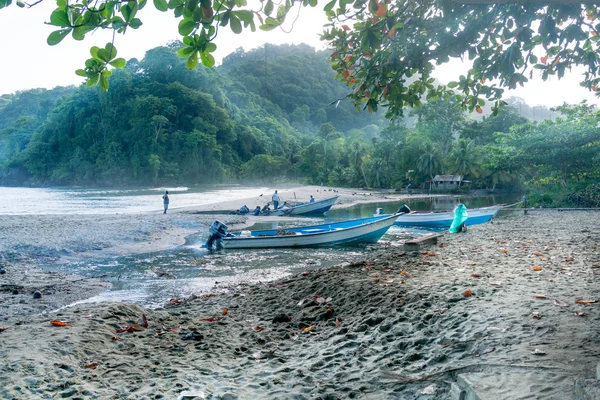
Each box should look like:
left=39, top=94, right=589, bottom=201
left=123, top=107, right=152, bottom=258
left=235, top=190, right=315, bottom=216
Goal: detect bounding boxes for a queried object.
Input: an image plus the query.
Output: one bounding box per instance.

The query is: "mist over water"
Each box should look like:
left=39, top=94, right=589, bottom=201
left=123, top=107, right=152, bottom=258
left=0, top=185, right=268, bottom=215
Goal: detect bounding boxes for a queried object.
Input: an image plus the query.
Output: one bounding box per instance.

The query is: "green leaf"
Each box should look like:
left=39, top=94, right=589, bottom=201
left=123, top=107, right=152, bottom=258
left=86, top=74, right=100, bottom=87
left=153, top=0, right=168, bottom=11
left=178, top=19, right=197, bottom=35
left=183, top=35, right=195, bottom=46
left=96, top=49, right=109, bottom=62
left=259, top=18, right=279, bottom=31
left=90, top=46, right=100, bottom=59
left=100, top=74, right=109, bottom=92
left=72, top=26, right=86, bottom=40
left=0, top=0, right=13, bottom=9
left=200, top=51, right=215, bottom=67
left=309, top=0, right=316, bottom=6
left=139, top=0, right=147, bottom=9
left=101, top=69, right=113, bottom=77
left=129, top=18, right=143, bottom=29
left=205, top=42, right=217, bottom=52
left=47, top=28, right=71, bottom=45
left=75, top=69, right=87, bottom=77
left=264, top=0, right=273, bottom=15
left=177, top=47, right=195, bottom=57
left=104, top=43, right=117, bottom=60
left=447, top=81, right=459, bottom=89
left=276, top=5, right=286, bottom=19
left=109, top=57, right=126, bottom=68
left=49, top=9, right=70, bottom=27
left=186, top=52, right=198, bottom=69
left=229, top=14, right=242, bottom=34
left=234, top=10, right=253, bottom=24
left=323, top=0, right=336, bottom=11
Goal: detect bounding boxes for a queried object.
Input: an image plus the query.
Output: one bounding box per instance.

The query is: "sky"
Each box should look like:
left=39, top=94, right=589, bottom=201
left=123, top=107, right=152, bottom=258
left=0, top=2, right=598, bottom=108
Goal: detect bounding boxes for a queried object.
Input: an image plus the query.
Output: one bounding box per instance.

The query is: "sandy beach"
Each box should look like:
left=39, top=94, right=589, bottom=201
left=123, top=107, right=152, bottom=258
left=1, top=187, right=599, bottom=399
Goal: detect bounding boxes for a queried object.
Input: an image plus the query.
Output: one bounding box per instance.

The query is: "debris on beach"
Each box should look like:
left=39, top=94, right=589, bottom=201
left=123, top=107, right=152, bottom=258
left=532, top=312, right=542, bottom=319
left=419, top=384, right=436, bottom=395
left=83, top=362, right=99, bottom=369
left=575, top=299, right=597, bottom=305
left=222, top=308, right=229, bottom=316
left=532, top=266, right=543, bottom=271
left=531, top=348, right=547, bottom=355
left=0, top=327, right=8, bottom=333
left=575, top=312, right=585, bottom=317
left=553, top=299, right=569, bottom=307
left=463, top=289, right=473, bottom=297
left=50, top=320, right=70, bottom=327
left=301, top=324, right=316, bottom=332
left=253, top=326, right=265, bottom=332
left=116, top=323, right=144, bottom=333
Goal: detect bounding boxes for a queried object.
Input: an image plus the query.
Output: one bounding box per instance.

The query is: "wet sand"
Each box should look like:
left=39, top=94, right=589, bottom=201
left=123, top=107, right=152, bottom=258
left=1, top=209, right=600, bottom=399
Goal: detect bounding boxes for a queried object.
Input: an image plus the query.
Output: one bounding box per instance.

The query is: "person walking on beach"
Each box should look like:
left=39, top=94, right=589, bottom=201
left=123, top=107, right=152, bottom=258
left=272, top=190, right=280, bottom=210
left=162, top=191, right=169, bottom=214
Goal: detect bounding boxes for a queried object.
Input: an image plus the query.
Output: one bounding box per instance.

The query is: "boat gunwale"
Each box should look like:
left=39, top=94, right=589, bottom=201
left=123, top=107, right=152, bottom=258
left=224, top=214, right=398, bottom=242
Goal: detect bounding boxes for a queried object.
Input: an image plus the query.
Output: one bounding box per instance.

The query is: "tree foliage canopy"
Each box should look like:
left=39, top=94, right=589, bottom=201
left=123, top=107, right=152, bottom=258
left=2, top=0, right=599, bottom=116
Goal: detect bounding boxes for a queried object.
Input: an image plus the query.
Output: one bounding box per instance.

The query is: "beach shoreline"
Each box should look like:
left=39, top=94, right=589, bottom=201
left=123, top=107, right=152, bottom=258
left=0, top=208, right=599, bottom=398
left=3, top=185, right=598, bottom=398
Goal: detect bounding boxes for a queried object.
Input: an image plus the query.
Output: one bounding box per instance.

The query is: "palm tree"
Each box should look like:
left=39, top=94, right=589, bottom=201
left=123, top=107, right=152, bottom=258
left=417, top=142, right=442, bottom=187
left=447, top=139, right=483, bottom=186
left=349, top=141, right=370, bottom=188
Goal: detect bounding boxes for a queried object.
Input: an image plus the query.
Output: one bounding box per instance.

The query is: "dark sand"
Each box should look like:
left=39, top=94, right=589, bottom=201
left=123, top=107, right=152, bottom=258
left=1, top=210, right=599, bottom=399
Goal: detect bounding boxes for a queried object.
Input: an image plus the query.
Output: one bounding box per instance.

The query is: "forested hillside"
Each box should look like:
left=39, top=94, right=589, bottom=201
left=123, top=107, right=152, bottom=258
left=0, top=43, right=599, bottom=207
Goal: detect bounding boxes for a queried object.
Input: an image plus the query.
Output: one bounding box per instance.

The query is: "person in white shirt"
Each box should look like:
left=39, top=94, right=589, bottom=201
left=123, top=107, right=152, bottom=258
left=272, top=190, right=280, bottom=209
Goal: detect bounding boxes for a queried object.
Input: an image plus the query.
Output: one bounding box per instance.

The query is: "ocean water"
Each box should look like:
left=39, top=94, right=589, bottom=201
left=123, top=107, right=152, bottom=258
left=0, top=185, right=268, bottom=215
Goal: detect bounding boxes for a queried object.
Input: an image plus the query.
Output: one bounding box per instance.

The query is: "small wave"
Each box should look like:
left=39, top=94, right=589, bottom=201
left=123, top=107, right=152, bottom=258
left=150, top=187, right=189, bottom=192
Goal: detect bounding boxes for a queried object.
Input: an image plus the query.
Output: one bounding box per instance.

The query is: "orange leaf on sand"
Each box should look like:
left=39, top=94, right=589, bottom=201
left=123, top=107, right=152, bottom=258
left=83, top=362, right=99, bottom=369
left=535, top=295, right=547, bottom=299
left=533, top=251, right=544, bottom=257
left=566, top=257, right=574, bottom=262
left=222, top=308, right=229, bottom=316
left=532, top=266, right=543, bottom=271
left=254, top=326, right=265, bottom=332
left=500, top=249, right=509, bottom=253
left=51, top=320, right=70, bottom=327
left=301, top=324, right=316, bottom=332
left=575, top=300, right=597, bottom=305
left=463, top=289, right=473, bottom=297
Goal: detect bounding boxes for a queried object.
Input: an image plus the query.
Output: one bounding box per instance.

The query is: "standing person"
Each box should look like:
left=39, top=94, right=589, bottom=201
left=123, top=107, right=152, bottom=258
left=162, top=191, right=170, bottom=214
left=272, top=190, right=280, bottom=210
left=309, top=195, right=315, bottom=203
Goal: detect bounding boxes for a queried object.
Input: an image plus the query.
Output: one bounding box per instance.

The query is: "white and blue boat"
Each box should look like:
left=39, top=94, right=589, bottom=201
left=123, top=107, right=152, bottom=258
left=375, top=205, right=502, bottom=228
left=269, top=196, right=339, bottom=216
left=211, top=214, right=398, bottom=249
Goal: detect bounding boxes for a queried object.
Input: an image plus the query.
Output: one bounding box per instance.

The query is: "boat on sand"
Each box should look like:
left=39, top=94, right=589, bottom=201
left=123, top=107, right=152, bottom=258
left=205, top=214, right=398, bottom=249
left=375, top=205, right=502, bottom=228
left=268, top=196, right=339, bottom=216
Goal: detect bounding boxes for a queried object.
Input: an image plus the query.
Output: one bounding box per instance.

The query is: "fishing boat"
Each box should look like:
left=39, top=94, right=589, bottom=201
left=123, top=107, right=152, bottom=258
left=375, top=205, right=502, bottom=228
left=268, top=196, right=339, bottom=216
left=205, top=214, right=398, bottom=249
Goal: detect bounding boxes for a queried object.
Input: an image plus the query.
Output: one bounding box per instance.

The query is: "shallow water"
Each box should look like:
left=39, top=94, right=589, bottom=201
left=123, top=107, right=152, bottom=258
left=0, top=185, right=267, bottom=215
left=37, top=189, right=522, bottom=308
left=47, top=224, right=432, bottom=308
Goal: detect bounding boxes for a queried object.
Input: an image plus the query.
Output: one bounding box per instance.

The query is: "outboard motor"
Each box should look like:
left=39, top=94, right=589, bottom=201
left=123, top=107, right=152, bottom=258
left=397, top=204, right=411, bottom=215
left=375, top=208, right=384, bottom=215
left=205, top=220, right=229, bottom=251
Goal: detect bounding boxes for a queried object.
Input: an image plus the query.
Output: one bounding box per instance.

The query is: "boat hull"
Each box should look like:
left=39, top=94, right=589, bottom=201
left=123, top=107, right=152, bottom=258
left=394, top=206, right=501, bottom=228
left=269, top=196, right=338, bottom=216
left=222, top=214, right=397, bottom=249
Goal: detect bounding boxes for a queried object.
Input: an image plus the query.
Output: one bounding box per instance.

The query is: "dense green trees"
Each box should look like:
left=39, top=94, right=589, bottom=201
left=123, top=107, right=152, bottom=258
left=1, top=43, right=599, bottom=205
